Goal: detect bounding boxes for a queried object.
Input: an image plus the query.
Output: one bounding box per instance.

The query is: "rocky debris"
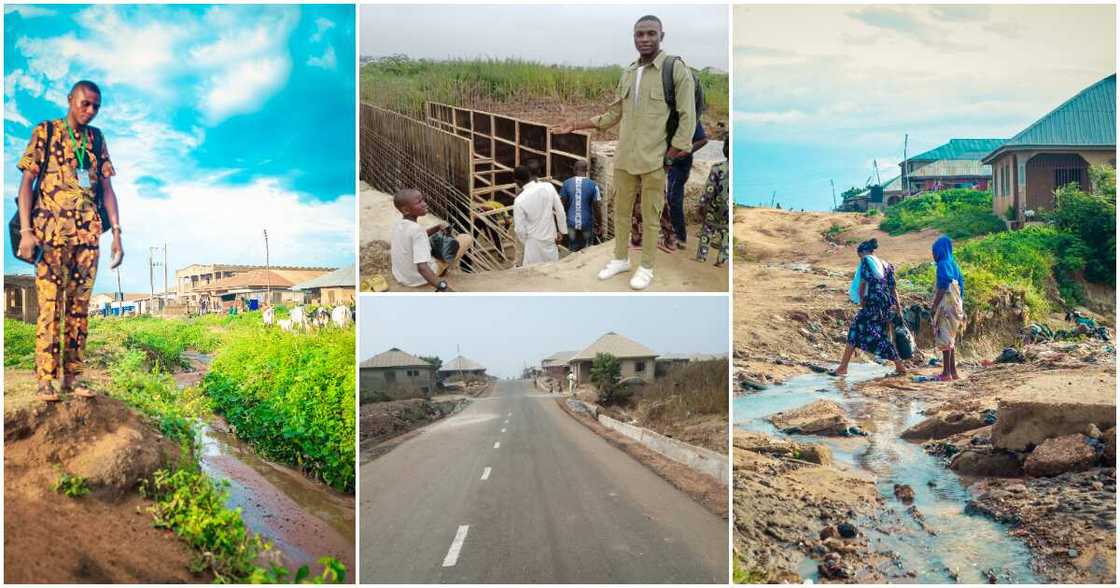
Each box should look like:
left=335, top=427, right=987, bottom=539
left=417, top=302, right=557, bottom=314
left=4, top=397, right=180, bottom=498
left=1024, top=434, right=1099, bottom=478
left=950, top=449, right=1024, bottom=478
left=734, top=431, right=888, bottom=583
left=360, top=397, right=470, bottom=450
left=995, top=347, right=1025, bottom=364
left=967, top=469, right=1116, bottom=584
left=1104, top=427, right=1116, bottom=466
left=733, top=430, right=832, bottom=466
left=565, top=399, right=599, bottom=418
left=893, top=484, right=915, bottom=504
left=901, top=411, right=987, bottom=441
left=991, top=375, right=1115, bottom=451
left=767, top=399, right=853, bottom=436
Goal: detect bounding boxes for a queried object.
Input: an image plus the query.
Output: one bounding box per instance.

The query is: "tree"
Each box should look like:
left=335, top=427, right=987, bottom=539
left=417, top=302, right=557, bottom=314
left=420, top=356, right=442, bottom=371
left=590, top=352, right=622, bottom=404
left=1050, top=164, right=1116, bottom=285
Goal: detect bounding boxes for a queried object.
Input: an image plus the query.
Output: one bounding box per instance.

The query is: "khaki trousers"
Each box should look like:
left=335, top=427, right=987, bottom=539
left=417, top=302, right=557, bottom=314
left=612, top=167, right=666, bottom=269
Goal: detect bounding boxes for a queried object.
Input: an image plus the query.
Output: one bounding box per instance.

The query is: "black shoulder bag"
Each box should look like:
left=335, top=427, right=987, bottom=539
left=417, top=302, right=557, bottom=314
left=9, top=121, right=52, bottom=264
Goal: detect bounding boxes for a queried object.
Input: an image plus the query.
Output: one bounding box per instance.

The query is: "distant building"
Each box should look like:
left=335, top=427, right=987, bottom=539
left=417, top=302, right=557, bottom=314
left=292, top=265, right=356, bottom=306
left=359, top=348, right=437, bottom=402
left=438, top=356, right=487, bottom=382
left=541, top=350, right=577, bottom=380
left=194, top=267, right=332, bottom=310
left=568, top=332, right=658, bottom=385
left=4, top=274, right=36, bottom=323
left=842, top=176, right=904, bottom=212
left=901, top=138, right=1006, bottom=196
left=655, top=352, right=728, bottom=377
left=175, top=264, right=333, bottom=304
left=983, top=74, right=1117, bottom=226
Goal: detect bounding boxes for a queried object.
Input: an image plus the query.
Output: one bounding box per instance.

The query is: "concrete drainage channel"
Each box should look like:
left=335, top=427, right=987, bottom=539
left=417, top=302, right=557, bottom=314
left=566, top=399, right=729, bottom=485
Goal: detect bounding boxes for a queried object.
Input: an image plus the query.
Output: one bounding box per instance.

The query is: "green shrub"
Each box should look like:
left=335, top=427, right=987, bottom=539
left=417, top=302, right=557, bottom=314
left=1047, top=165, right=1115, bottom=285
left=204, top=327, right=356, bottom=492
left=4, top=318, right=35, bottom=369
left=52, top=471, right=91, bottom=498
left=880, top=189, right=1005, bottom=239
left=590, top=353, right=623, bottom=404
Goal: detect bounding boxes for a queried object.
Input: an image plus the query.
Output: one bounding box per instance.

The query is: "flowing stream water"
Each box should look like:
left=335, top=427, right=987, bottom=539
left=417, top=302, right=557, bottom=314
left=176, top=351, right=355, bottom=577
left=733, top=363, right=1038, bottom=583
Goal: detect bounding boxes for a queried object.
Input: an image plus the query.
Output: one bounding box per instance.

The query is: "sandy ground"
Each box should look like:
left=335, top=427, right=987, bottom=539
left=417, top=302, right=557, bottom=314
left=361, top=185, right=727, bottom=292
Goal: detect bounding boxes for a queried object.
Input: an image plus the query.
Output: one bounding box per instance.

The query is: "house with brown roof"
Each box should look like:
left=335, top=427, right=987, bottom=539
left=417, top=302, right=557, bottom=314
left=983, top=74, right=1116, bottom=226
left=359, top=348, right=437, bottom=402
left=568, top=332, right=658, bottom=385
left=292, top=265, right=355, bottom=306
left=175, top=263, right=333, bottom=304
left=438, top=356, right=487, bottom=382
left=193, top=267, right=333, bottom=309
left=540, top=350, right=577, bottom=380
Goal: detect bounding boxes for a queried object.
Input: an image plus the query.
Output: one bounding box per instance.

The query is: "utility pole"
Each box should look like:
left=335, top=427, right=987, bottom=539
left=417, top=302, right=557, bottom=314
left=902, top=133, right=909, bottom=197
left=263, top=229, right=271, bottom=306
left=830, top=179, right=837, bottom=210
left=148, top=247, right=155, bottom=315
left=115, top=266, right=123, bottom=315
left=163, top=242, right=168, bottom=314
left=873, top=159, right=882, bottom=186
left=770, top=190, right=776, bottom=208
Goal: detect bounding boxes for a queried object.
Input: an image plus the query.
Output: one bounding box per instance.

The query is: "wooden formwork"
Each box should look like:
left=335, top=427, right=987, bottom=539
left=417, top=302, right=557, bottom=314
left=361, top=101, right=596, bottom=273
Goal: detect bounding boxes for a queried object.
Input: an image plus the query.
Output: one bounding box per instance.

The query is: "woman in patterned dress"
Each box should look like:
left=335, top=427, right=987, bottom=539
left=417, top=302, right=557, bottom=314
left=832, top=238, right=906, bottom=376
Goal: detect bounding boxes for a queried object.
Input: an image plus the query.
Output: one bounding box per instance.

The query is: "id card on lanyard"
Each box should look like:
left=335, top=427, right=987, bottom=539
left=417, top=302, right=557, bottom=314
left=68, top=124, right=93, bottom=190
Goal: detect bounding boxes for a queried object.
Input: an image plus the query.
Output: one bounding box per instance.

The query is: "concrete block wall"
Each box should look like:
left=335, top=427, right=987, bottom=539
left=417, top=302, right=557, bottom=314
left=597, top=414, right=729, bottom=486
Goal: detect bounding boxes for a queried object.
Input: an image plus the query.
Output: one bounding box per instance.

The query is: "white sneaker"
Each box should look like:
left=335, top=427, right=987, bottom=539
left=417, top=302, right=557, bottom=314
left=629, top=266, right=654, bottom=290
left=597, top=259, right=631, bottom=280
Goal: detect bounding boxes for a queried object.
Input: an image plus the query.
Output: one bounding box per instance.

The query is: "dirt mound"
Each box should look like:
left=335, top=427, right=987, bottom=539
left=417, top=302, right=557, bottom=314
left=5, top=397, right=181, bottom=497
left=359, top=398, right=469, bottom=461
left=4, top=396, right=201, bottom=583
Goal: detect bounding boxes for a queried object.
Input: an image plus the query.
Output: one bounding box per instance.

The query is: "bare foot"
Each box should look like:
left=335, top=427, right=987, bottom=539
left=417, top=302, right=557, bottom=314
left=37, top=382, right=60, bottom=403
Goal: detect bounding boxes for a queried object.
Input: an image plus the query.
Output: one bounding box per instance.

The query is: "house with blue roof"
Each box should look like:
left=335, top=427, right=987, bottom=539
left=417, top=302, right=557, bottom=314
left=900, top=138, right=1007, bottom=197
left=983, top=74, right=1117, bottom=225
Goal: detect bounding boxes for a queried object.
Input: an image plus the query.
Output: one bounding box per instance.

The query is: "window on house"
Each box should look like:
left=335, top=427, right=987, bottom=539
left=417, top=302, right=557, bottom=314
left=407, top=369, right=419, bottom=377
left=1055, top=168, right=1083, bottom=189
left=635, top=361, right=646, bottom=372
left=385, top=370, right=397, bottom=383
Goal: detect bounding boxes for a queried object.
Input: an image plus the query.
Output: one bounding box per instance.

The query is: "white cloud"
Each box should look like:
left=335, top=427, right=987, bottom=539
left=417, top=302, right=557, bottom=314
left=107, top=178, right=354, bottom=293
left=4, top=99, right=31, bottom=127
left=4, top=6, right=56, bottom=18
left=310, top=17, right=335, bottom=43
left=735, top=110, right=806, bottom=124
left=200, top=57, right=291, bottom=122
left=307, top=46, right=337, bottom=70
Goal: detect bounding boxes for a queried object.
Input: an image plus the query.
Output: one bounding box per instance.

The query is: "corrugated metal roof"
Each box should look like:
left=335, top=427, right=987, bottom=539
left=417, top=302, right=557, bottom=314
left=984, top=74, right=1116, bottom=162
left=907, top=159, right=993, bottom=179
left=360, top=348, right=432, bottom=369
left=438, top=356, right=486, bottom=372
left=569, top=332, right=658, bottom=362
left=292, top=265, right=354, bottom=290
left=909, top=139, right=1007, bottom=162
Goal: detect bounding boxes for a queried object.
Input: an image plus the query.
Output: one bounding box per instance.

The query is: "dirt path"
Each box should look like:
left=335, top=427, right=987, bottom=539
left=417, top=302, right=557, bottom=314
left=3, top=379, right=205, bottom=583
left=362, top=186, right=727, bottom=292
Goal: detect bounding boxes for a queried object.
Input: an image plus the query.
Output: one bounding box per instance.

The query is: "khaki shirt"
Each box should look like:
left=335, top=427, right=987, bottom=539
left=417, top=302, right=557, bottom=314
left=591, top=50, right=697, bottom=175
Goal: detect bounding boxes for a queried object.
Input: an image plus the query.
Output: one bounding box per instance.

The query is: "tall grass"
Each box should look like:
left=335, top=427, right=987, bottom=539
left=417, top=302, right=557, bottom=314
left=4, top=318, right=35, bottom=369
left=361, top=55, right=729, bottom=122
left=635, top=358, right=728, bottom=424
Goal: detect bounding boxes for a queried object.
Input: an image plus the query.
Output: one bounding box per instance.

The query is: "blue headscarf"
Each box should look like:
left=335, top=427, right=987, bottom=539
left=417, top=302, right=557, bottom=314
left=933, top=235, right=964, bottom=300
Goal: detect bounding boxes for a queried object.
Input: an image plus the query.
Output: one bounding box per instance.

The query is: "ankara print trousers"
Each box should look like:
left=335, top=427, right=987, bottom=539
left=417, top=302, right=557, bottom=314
left=35, top=243, right=99, bottom=382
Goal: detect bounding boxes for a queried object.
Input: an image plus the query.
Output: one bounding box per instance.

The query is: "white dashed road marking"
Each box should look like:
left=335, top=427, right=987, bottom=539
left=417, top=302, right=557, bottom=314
left=493, top=441, right=500, bottom=449
left=481, top=467, right=492, bottom=480
left=442, top=525, right=470, bottom=567
left=501, top=428, right=507, bottom=433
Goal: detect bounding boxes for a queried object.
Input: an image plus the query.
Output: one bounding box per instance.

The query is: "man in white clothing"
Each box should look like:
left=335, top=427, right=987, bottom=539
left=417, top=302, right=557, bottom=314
left=512, top=165, right=568, bottom=266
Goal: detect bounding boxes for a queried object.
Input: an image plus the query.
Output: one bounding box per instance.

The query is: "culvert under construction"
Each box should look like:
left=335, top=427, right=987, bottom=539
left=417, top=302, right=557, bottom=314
left=360, top=102, right=610, bottom=273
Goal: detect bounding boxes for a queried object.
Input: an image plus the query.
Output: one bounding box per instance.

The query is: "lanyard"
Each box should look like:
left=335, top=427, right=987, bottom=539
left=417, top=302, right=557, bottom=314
left=67, top=124, right=89, bottom=170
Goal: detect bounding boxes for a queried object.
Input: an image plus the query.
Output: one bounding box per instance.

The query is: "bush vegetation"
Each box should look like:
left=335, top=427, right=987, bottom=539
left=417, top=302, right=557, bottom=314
left=360, top=55, right=730, bottom=123
left=879, top=189, right=1005, bottom=239
left=4, top=318, right=35, bottom=369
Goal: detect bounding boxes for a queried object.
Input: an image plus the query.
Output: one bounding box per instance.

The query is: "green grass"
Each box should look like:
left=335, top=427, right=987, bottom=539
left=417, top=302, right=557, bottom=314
left=51, top=471, right=91, bottom=498
left=4, top=318, right=35, bottom=369
left=897, top=226, right=1088, bottom=319
left=879, top=189, right=1006, bottom=239
left=733, top=557, right=767, bottom=583
left=360, top=56, right=729, bottom=123
left=204, top=326, right=356, bottom=492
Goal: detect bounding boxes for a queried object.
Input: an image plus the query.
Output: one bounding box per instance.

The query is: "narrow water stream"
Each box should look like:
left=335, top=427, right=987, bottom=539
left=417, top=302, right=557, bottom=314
left=176, top=351, right=356, bottom=577
left=734, top=363, right=1038, bottom=584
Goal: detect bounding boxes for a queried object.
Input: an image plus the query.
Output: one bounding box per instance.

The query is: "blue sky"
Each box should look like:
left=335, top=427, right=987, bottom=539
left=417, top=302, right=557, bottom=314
left=358, top=296, right=729, bottom=378
left=4, top=4, right=355, bottom=293
left=733, top=4, right=1116, bottom=210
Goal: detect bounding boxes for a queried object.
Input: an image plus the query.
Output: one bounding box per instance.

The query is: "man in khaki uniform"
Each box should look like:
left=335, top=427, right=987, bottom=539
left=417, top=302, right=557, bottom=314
left=557, top=14, right=696, bottom=290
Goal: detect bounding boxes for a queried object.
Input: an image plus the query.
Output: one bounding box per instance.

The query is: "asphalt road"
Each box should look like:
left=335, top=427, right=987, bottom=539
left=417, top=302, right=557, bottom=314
left=359, top=379, right=728, bottom=583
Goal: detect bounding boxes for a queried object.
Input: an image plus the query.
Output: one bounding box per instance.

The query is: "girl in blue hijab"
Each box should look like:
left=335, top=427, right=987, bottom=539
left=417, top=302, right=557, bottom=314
left=931, top=235, right=966, bottom=380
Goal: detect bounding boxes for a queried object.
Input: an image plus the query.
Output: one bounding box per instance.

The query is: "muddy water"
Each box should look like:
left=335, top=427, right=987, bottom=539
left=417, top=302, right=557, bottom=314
left=734, top=363, right=1038, bottom=584
left=177, top=351, right=356, bottom=578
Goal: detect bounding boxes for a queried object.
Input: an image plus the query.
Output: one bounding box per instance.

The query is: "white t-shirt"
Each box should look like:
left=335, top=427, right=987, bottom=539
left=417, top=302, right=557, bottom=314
left=391, top=218, right=436, bottom=287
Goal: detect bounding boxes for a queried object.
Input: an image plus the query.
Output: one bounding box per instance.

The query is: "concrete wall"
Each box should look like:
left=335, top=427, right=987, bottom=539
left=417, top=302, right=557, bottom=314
left=360, top=366, right=435, bottom=401
left=597, top=414, right=728, bottom=485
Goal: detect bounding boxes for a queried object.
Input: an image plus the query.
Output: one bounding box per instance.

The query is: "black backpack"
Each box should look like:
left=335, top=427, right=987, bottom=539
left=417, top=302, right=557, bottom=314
left=8, top=121, right=111, bottom=264
left=661, top=55, right=706, bottom=146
